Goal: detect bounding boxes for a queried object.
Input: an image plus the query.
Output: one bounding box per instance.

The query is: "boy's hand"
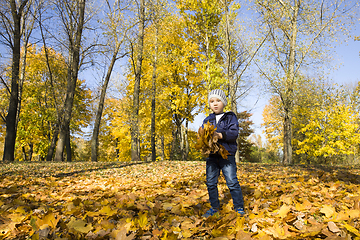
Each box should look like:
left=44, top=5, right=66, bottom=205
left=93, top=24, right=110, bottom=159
left=213, top=132, right=223, bottom=142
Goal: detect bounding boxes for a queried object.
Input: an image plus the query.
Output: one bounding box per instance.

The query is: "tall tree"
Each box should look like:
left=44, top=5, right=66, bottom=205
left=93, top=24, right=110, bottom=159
left=14, top=45, right=91, bottom=161
left=263, top=79, right=360, bottom=164
left=219, top=0, right=266, bottom=162
left=37, top=3, right=63, bottom=161
left=54, top=0, right=86, bottom=162
left=149, top=6, right=159, bottom=162
left=130, top=0, right=146, bottom=161
left=237, top=111, right=254, bottom=160
left=91, top=0, right=129, bottom=162
left=293, top=82, right=360, bottom=163
left=254, top=0, right=355, bottom=164
left=1, top=0, right=31, bottom=162
left=177, top=0, right=224, bottom=92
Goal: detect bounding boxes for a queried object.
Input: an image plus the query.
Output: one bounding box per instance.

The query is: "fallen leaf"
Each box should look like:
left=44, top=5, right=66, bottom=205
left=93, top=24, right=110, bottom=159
left=278, top=204, right=291, bottom=218
left=254, top=190, right=262, bottom=199
left=99, top=205, right=118, bottom=216
left=163, top=202, right=173, bottom=210
left=328, top=221, right=340, bottom=233
left=342, top=223, right=360, bottom=237
left=67, top=217, right=92, bottom=234
left=320, top=205, right=335, bottom=218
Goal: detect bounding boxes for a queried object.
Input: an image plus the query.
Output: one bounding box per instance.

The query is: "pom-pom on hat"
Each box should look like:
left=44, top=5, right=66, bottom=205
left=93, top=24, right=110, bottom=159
left=208, top=89, right=227, bottom=106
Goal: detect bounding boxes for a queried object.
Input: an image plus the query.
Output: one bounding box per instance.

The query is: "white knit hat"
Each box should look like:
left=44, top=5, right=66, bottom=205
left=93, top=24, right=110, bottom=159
left=208, top=89, right=227, bottom=106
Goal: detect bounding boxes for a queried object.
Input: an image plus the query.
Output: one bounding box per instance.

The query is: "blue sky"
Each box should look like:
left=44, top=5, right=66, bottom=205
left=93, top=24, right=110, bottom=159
left=332, top=39, right=360, bottom=85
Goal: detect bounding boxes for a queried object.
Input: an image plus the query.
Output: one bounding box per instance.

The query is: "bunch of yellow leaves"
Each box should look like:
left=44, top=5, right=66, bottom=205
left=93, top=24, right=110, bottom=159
left=195, top=121, right=229, bottom=159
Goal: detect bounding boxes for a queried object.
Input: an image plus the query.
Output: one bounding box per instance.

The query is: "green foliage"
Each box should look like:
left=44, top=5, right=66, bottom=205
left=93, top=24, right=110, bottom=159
left=248, top=145, right=280, bottom=163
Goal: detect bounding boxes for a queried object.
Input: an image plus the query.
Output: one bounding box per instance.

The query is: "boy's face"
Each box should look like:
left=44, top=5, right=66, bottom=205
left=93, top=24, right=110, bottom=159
left=209, top=97, right=224, bottom=114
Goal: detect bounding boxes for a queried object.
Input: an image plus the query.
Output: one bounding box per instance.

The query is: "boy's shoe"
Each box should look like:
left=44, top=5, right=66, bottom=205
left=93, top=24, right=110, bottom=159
left=202, top=208, right=219, bottom=218
left=236, top=207, right=245, bottom=216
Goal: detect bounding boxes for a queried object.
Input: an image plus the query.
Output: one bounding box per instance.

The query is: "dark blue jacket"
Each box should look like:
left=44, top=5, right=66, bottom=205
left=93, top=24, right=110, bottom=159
left=202, top=111, right=239, bottom=156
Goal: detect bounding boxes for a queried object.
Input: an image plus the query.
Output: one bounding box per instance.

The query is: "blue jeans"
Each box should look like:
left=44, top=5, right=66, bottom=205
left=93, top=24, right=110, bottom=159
left=206, top=155, right=244, bottom=210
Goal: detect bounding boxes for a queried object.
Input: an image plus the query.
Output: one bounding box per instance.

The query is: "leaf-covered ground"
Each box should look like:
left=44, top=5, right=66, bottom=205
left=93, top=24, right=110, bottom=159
left=1, top=161, right=360, bottom=239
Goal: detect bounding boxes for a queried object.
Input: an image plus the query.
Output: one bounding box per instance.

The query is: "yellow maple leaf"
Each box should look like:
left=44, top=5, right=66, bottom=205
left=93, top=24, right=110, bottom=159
left=277, top=204, right=291, bottom=218
left=67, top=217, right=92, bottom=234
left=320, top=205, right=335, bottom=218
left=40, top=211, right=59, bottom=229
left=99, top=205, right=118, bottom=216
left=295, top=199, right=312, bottom=211
left=137, top=212, right=148, bottom=229
left=254, top=190, right=262, bottom=199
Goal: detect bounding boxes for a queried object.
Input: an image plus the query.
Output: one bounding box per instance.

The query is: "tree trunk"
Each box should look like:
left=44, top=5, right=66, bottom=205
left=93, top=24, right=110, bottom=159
left=3, top=0, right=29, bottom=162
left=91, top=45, right=120, bottom=162
left=54, top=0, right=86, bottom=162
left=17, top=46, right=28, bottom=133
left=150, top=74, right=156, bottom=162
left=180, top=124, right=185, bottom=160
left=161, top=135, right=165, bottom=161
left=28, top=143, right=33, bottom=161
left=115, top=138, right=120, bottom=160
left=283, top=110, right=292, bottom=165
left=46, top=123, right=59, bottom=161
left=22, top=146, right=28, bottom=161
left=150, top=21, right=158, bottom=162
left=40, top=17, right=62, bottom=162
left=282, top=1, right=299, bottom=165
left=185, top=120, right=189, bottom=161
left=131, top=0, right=146, bottom=162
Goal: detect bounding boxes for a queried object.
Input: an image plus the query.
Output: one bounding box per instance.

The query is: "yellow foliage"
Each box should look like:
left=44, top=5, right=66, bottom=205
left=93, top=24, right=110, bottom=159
left=262, top=96, right=283, bottom=153
left=11, top=44, right=93, bottom=161
left=263, top=81, right=360, bottom=162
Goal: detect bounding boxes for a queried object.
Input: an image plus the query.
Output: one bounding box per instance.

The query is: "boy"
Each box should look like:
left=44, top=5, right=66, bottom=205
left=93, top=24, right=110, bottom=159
left=201, top=89, right=245, bottom=217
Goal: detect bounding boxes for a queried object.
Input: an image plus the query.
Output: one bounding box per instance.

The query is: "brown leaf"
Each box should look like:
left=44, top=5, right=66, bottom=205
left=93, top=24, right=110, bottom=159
left=195, top=122, right=229, bottom=159
left=113, top=228, right=136, bottom=240
left=235, top=229, right=253, bottom=240
left=327, top=222, right=340, bottom=233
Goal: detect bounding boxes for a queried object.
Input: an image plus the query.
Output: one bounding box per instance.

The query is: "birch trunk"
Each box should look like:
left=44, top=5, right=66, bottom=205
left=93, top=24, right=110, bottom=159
left=131, top=0, right=145, bottom=161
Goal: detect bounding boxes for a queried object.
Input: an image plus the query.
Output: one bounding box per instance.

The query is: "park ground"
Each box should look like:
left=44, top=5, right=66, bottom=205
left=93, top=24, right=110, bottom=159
left=0, top=160, right=360, bottom=239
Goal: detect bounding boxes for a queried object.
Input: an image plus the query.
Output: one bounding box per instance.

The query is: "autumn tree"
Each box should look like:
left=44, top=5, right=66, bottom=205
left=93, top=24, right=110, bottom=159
left=53, top=0, right=87, bottom=162
left=129, top=0, right=146, bottom=162
left=90, top=0, right=130, bottom=162
left=99, top=98, right=129, bottom=162
left=254, top=0, right=356, bottom=165
left=262, top=95, right=284, bottom=155
left=263, top=78, right=360, bottom=164
left=16, top=46, right=92, bottom=161
left=114, top=12, right=204, bottom=162
left=158, top=16, right=203, bottom=161
left=177, top=0, right=224, bottom=94
left=293, top=82, right=360, bottom=164
left=237, top=111, right=254, bottom=161
left=0, top=0, right=32, bottom=162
